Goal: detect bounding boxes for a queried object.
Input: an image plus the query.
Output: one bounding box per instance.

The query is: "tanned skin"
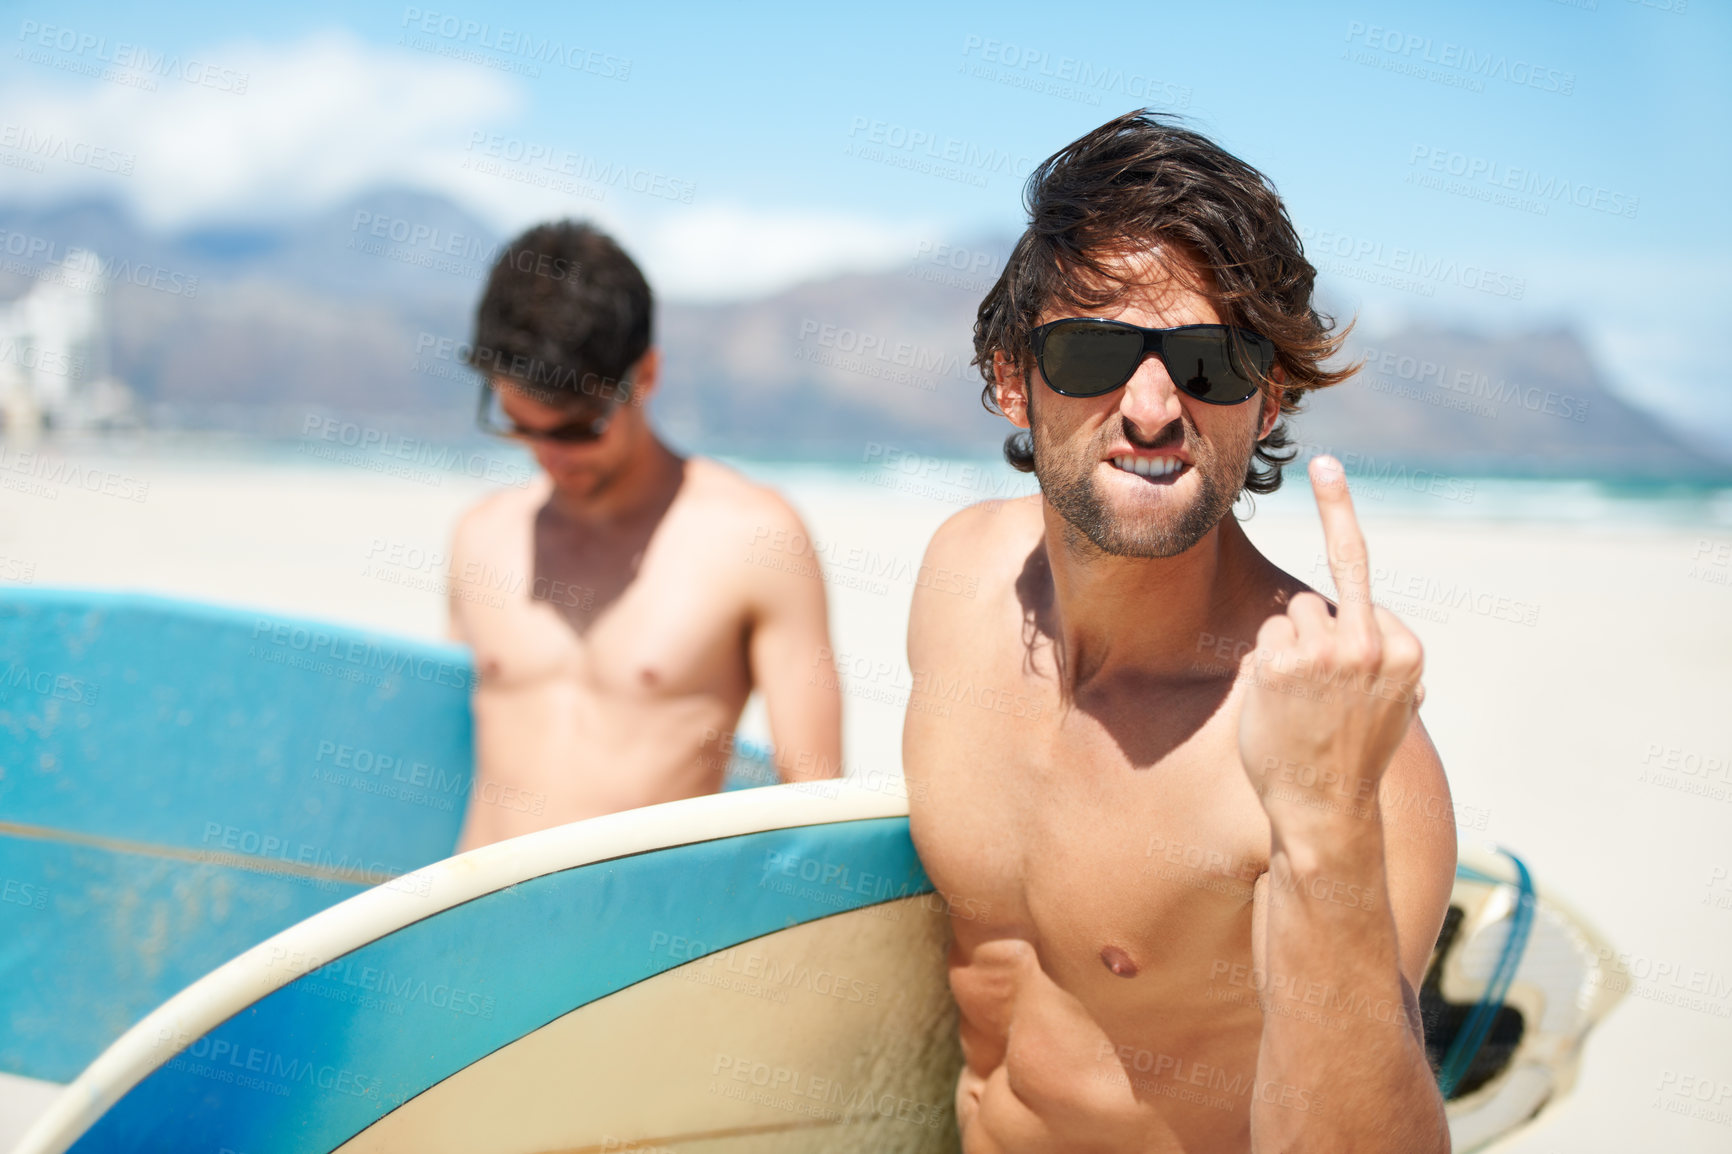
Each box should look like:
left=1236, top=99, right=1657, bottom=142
left=451, top=350, right=842, bottom=850
left=905, top=256, right=1455, bottom=1152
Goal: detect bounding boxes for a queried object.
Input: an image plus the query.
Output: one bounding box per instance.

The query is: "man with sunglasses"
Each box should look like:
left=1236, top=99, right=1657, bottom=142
left=447, top=221, right=841, bottom=851
left=905, top=113, right=1455, bottom=1151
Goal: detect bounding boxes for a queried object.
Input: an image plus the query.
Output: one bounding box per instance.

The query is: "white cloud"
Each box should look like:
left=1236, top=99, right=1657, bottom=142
left=0, top=31, right=944, bottom=301
left=1, top=32, right=520, bottom=227
left=631, top=204, right=936, bottom=302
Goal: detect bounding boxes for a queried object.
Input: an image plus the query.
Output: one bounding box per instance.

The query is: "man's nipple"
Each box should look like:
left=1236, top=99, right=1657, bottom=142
left=1100, top=945, right=1139, bottom=978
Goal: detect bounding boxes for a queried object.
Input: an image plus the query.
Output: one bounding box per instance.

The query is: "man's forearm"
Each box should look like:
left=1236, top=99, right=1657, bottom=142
left=1251, top=813, right=1450, bottom=1153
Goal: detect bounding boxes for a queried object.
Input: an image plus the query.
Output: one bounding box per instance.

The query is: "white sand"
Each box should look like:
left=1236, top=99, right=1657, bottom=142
left=2, top=439, right=1730, bottom=1151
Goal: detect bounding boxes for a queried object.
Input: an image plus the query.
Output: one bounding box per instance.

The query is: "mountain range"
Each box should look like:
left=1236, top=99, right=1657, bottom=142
left=1, top=189, right=1725, bottom=481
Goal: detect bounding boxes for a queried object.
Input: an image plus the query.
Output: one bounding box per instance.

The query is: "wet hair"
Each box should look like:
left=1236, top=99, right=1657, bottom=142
left=973, top=110, right=1353, bottom=493
left=467, top=220, right=652, bottom=407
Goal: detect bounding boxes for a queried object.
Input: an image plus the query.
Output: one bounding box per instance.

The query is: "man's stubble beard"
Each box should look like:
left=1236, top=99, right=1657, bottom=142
left=1031, top=404, right=1256, bottom=560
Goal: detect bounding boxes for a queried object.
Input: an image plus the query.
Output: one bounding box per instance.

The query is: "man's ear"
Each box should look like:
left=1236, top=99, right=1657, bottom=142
left=1256, top=366, right=1285, bottom=441
left=626, top=348, right=660, bottom=405
left=994, top=350, right=1031, bottom=430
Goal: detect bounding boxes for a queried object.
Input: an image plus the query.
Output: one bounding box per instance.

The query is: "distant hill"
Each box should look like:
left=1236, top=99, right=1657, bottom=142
left=0, top=192, right=1725, bottom=480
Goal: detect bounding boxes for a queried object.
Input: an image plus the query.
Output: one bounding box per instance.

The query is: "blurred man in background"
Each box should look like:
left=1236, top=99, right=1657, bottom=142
left=449, top=221, right=841, bottom=850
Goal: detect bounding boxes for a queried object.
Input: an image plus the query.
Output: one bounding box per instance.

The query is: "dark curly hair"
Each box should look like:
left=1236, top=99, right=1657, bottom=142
left=467, top=220, right=652, bottom=407
left=974, top=110, right=1353, bottom=493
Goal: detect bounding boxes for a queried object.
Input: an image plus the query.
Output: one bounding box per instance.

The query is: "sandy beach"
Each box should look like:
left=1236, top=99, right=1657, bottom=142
left=2, top=437, right=1730, bottom=1152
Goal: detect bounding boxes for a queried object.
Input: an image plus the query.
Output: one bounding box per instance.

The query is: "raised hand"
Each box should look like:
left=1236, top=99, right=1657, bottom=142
left=1236, top=456, right=1426, bottom=839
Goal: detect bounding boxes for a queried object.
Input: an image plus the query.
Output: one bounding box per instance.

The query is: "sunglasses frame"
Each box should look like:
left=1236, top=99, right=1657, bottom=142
left=1029, top=318, right=1276, bottom=404
left=475, top=376, right=630, bottom=445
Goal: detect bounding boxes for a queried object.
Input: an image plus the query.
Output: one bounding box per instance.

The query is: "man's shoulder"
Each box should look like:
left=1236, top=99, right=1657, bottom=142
left=677, top=456, right=806, bottom=532
left=924, top=494, right=1044, bottom=570
left=452, top=477, right=549, bottom=546
left=910, top=495, right=1044, bottom=639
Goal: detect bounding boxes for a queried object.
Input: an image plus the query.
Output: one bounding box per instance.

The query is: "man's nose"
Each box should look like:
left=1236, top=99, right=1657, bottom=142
left=1118, top=353, right=1184, bottom=437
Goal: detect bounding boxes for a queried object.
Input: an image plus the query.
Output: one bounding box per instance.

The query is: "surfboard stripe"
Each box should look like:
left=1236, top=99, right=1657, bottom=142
left=0, top=822, right=398, bottom=888
left=544, top=1117, right=845, bottom=1153
left=1437, top=849, right=1536, bottom=1099
left=61, top=817, right=930, bottom=1154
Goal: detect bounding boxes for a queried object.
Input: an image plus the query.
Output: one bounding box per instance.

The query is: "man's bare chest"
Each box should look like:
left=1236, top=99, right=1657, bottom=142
left=459, top=562, right=750, bottom=699
left=910, top=669, right=1271, bottom=995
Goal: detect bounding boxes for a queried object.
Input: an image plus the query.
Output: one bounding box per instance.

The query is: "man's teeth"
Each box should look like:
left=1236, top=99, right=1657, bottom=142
left=1111, top=456, right=1185, bottom=478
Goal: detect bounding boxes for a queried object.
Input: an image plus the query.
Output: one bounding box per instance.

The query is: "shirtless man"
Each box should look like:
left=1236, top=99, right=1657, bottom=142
left=448, top=221, right=841, bottom=850
left=905, top=113, right=1456, bottom=1151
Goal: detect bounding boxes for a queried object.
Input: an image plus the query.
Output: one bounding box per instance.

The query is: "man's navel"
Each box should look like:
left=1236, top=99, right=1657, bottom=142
left=1100, top=945, right=1139, bottom=978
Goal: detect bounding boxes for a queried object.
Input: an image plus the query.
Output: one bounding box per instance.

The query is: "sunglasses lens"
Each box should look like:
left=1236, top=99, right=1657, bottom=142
left=544, top=415, right=610, bottom=444
left=480, top=383, right=613, bottom=443
left=1040, top=322, right=1146, bottom=396
left=1164, top=329, right=1267, bottom=404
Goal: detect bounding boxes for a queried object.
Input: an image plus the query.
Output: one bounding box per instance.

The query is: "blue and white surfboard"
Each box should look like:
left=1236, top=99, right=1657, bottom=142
left=14, top=782, right=960, bottom=1153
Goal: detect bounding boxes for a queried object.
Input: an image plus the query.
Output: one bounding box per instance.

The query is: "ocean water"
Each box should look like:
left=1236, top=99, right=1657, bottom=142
left=730, top=456, right=1732, bottom=530
left=9, top=433, right=1732, bottom=530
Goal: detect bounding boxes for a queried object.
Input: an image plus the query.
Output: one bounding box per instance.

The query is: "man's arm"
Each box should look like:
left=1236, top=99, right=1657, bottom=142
left=742, top=495, right=843, bottom=783
left=1237, top=456, right=1454, bottom=1154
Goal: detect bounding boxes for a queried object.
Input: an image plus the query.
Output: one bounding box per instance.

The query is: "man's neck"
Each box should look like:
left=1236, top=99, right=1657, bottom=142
left=546, top=434, right=684, bottom=529
left=1039, top=503, right=1273, bottom=689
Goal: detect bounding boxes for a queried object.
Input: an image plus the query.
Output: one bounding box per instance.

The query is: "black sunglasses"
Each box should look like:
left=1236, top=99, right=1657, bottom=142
left=1030, top=319, right=1276, bottom=404
left=475, top=378, right=627, bottom=444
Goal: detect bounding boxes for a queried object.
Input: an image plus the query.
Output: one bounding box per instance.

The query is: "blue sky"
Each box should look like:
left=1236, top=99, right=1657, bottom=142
left=2, top=0, right=1728, bottom=442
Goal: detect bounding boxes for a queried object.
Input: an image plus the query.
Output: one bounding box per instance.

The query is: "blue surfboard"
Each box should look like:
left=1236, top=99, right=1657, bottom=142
left=14, top=783, right=960, bottom=1153
left=0, top=590, right=481, bottom=1085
